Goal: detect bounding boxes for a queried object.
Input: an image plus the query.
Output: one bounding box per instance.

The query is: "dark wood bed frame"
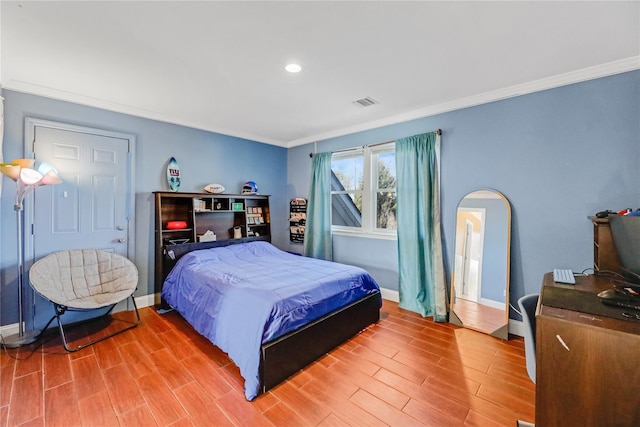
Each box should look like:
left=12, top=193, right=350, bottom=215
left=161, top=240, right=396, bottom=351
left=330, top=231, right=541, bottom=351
left=160, top=239, right=381, bottom=396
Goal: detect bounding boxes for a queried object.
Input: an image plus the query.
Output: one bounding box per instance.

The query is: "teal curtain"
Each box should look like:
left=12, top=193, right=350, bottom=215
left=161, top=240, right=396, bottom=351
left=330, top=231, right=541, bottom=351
left=303, top=152, right=333, bottom=261
left=396, top=132, right=447, bottom=321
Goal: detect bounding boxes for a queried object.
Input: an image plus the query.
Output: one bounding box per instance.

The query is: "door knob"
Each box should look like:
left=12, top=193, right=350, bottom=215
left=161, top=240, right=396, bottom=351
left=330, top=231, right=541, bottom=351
left=118, top=237, right=127, bottom=243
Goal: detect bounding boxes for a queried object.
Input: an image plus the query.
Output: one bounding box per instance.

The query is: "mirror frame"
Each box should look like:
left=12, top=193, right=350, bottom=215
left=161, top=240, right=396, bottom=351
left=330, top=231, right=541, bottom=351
left=449, top=189, right=511, bottom=339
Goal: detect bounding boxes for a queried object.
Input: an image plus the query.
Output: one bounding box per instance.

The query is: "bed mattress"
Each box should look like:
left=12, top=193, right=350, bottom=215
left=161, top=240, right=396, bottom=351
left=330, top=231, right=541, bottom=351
left=162, top=241, right=381, bottom=400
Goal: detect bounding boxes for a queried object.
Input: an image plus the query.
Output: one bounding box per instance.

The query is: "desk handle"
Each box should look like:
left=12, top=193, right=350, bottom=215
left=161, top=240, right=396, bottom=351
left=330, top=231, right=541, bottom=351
left=555, top=334, right=571, bottom=351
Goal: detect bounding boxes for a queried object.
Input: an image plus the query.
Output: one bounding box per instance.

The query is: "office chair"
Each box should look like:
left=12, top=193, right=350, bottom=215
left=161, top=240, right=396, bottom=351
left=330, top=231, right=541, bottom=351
left=516, top=294, right=539, bottom=427
left=518, top=293, right=539, bottom=384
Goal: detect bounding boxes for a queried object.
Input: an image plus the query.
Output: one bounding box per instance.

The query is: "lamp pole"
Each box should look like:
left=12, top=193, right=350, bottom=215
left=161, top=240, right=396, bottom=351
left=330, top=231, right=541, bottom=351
left=1, top=160, right=61, bottom=348
left=2, top=203, right=40, bottom=347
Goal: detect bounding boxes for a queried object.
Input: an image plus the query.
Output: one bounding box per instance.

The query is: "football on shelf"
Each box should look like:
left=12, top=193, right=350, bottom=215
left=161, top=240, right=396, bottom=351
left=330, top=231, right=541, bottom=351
left=204, top=183, right=225, bottom=194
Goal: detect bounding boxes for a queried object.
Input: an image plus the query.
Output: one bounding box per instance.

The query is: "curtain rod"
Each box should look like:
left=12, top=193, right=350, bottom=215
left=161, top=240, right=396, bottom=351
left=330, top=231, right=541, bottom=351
left=309, top=128, right=442, bottom=158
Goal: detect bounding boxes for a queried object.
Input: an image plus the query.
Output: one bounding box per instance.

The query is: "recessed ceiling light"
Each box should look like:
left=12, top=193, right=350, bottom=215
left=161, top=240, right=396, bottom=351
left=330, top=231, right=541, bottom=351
left=285, top=63, right=302, bottom=73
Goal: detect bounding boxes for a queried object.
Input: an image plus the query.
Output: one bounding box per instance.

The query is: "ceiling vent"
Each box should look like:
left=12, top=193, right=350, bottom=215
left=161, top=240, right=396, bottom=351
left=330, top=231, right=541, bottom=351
left=353, top=96, right=379, bottom=107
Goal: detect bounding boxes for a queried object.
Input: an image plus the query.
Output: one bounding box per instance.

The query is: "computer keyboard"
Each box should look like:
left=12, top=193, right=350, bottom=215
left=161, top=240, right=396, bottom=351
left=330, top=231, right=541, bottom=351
left=553, top=268, right=576, bottom=284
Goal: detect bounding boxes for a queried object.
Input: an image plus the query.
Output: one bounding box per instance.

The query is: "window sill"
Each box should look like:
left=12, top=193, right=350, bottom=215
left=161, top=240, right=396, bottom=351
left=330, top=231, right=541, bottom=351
left=332, top=229, right=397, bottom=241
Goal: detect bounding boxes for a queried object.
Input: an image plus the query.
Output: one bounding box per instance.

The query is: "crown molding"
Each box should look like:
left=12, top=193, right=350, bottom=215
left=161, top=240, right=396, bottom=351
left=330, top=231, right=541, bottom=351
left=286, top=56, right=640, bottom=148
left=0, top=80, right=288, bottom=147
left=3, top=56, right=638, bottom=149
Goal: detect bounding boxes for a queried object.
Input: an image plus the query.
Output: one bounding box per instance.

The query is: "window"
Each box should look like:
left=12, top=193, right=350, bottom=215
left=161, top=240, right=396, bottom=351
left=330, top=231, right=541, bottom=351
left=331, top=142, right=396, bottom=236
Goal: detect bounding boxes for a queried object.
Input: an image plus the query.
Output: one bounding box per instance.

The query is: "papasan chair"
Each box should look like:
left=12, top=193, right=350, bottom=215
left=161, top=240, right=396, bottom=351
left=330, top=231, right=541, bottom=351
left=29, top=249, right=141, bottom=352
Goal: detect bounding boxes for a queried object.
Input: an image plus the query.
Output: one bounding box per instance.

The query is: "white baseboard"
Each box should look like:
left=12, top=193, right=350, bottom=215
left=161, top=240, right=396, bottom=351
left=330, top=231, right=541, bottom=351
left=111, top=293, right=156, bottom=313
left=133, top=291, right=528, bottom=338
left=0, top=294, right=159, bottom=337
left=508, top=319, right=524, bottom=337
left=2, top=292, right=525, bottom=340
left=0, top=322, right=21, bottom=339
left=380, top=288, right=399, bottom=302
left=134, top=293, right=157, bottom=308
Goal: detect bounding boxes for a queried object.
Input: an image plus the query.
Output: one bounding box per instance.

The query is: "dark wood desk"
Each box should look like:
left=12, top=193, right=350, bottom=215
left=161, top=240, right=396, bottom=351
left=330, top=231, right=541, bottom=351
left=536, top=273, right=640, bottom=426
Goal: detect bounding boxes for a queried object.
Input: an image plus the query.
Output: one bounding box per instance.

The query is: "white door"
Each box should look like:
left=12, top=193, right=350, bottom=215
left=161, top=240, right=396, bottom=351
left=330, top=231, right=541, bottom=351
left=461, top=220, right=473, bottom=297
left=25, top=119, right=135, bottom=260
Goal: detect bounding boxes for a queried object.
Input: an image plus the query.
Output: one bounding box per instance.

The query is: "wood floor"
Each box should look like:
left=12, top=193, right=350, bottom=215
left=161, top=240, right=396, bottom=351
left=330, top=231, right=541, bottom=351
left=1, top=300, right=535, bottom=426
left=451, top=298, right=507, bottom=335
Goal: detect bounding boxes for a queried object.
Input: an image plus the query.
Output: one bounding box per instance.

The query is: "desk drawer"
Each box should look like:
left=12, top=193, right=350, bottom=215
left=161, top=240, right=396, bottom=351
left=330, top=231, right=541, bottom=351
left=536, top=316, right=640, bottom=426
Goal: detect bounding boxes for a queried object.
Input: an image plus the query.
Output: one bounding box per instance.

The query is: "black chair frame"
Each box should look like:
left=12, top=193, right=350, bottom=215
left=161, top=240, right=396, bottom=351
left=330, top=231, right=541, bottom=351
left=43, top=295, right=141, bottom=352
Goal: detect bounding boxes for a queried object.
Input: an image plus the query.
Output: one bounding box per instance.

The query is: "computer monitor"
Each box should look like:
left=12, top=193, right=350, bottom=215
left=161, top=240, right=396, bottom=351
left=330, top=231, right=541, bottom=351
left=608, top=214, right=640, bottom=285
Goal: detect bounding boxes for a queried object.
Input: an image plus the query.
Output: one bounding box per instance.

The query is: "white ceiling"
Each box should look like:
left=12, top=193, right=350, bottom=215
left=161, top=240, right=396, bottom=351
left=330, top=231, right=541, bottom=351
left=2, top=1, right=639, bottom=148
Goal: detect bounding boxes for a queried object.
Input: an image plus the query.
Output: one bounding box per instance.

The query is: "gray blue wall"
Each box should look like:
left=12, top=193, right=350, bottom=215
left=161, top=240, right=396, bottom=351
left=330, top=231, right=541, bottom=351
left=0, top=90, right=287, bottom=327
left=286, top=70, right=640, bottom=320
left=1, top=70, right=638, bottom=327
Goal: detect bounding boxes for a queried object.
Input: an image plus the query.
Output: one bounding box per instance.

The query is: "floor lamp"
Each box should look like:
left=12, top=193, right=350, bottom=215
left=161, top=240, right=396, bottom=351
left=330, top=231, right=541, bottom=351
left=1, top=159, right=62, bottom=348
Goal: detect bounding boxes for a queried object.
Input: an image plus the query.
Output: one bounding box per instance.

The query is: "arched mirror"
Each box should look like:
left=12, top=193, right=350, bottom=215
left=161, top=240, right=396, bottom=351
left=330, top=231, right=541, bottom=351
left=450, top=189, right=511, bottom=339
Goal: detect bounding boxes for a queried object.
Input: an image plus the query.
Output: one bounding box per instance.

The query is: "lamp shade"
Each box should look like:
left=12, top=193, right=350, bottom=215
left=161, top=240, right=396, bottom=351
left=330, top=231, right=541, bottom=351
left=20, top=168, right=44, bottom=185
left=0, top=163, right=21, bottom=181
left=41, top=170, right=62, bottom=185
left=12, top=158, right=35, bottom=169
left=37, top=162, right=58, bottom=176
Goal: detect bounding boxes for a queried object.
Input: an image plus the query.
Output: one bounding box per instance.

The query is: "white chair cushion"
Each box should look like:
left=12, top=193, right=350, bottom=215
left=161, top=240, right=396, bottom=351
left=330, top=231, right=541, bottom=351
left=29, top=249, right=138, bottom=309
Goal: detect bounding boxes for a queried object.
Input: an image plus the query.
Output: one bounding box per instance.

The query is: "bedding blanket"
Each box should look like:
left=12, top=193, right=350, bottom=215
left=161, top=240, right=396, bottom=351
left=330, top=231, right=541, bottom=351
left=162, top=241, right=381, bottom=400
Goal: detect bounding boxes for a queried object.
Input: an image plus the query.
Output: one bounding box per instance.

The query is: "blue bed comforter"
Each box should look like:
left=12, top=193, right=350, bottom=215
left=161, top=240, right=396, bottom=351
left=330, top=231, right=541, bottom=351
left=162, top=241, right=381, bottom=400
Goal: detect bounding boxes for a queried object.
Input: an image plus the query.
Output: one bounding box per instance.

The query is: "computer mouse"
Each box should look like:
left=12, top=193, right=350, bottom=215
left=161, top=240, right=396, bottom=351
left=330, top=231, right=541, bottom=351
left=598, top=288, right=632, bottom=302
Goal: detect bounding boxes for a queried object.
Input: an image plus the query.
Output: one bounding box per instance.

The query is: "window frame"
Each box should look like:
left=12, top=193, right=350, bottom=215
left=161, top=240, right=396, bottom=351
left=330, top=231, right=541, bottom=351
left=331, top=142, right=397, bottom=240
